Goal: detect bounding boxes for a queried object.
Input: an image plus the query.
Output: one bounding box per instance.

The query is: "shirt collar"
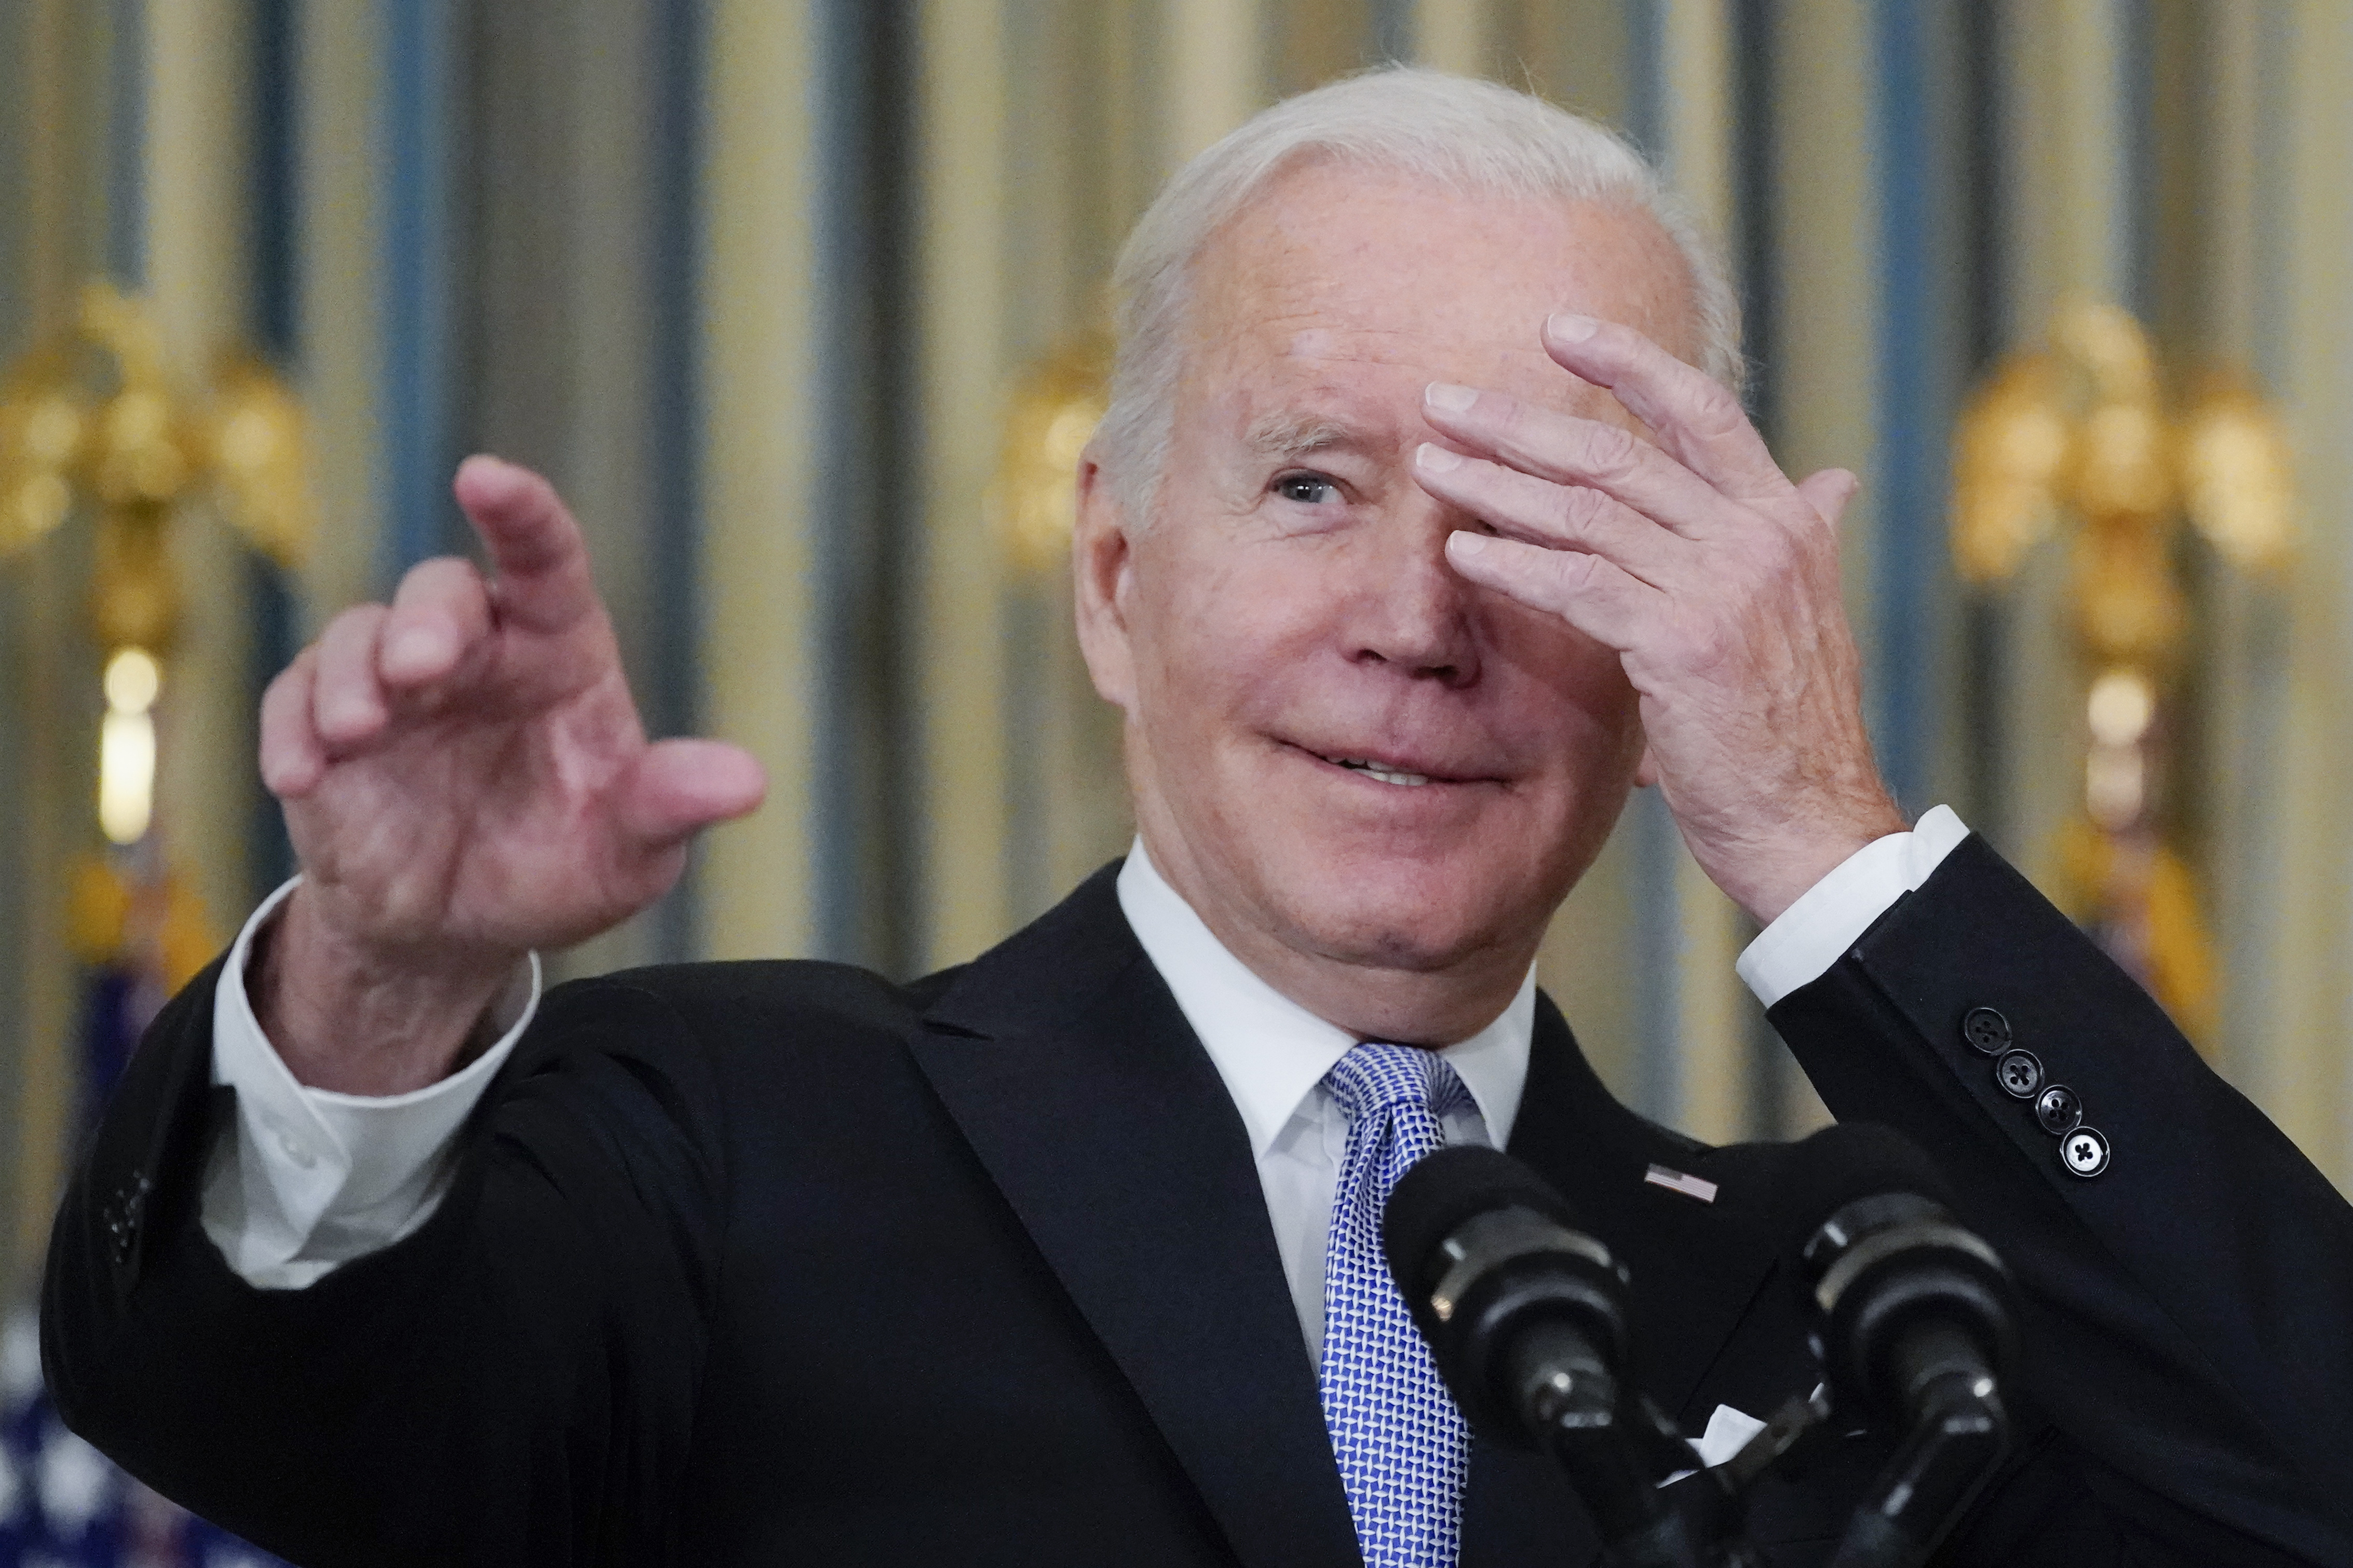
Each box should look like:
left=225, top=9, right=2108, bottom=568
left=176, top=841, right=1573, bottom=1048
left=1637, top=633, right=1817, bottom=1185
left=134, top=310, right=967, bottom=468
left=1116, top=838, right=1532, bottom=1157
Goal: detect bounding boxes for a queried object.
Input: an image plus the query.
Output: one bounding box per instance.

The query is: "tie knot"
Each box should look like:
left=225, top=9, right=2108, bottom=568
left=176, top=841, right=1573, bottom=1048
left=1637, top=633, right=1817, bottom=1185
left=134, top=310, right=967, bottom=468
left=1325, top=1040, right=1472, bottom=1126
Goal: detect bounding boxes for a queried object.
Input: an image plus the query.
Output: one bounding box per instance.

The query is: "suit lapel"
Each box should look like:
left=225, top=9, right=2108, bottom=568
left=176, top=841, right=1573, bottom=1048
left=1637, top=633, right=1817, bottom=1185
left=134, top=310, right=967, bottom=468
left=1504, top=993, right=1785, bottom=1417
left=910, top=865, right=1362, bottom=1568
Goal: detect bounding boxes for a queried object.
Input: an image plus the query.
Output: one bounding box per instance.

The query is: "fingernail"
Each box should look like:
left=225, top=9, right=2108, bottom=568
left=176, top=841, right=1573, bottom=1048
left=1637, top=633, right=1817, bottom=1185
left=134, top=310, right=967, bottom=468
left=1448, top=530, right=1489, bottom=558
left=1547, top=312, right=1599, bottom=344
left=386, top=626, right=450, bottom=669
left=329, top=697, right=382, bottom=734
left=1415, top=442, right=1463, bottom=473
left=1425, top=381, right=1478, bottom=413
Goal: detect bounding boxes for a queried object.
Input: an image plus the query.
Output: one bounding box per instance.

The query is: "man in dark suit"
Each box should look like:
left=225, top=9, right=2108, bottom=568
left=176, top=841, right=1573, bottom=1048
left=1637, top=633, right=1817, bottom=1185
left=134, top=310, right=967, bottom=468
left=43, top=69, right=2353, bottom=1567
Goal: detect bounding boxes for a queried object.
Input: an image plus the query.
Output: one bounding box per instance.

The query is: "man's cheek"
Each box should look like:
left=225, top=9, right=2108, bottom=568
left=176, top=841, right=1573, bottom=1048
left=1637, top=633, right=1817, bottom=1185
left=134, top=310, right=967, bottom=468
left=1515, top=617, right=1636, bottom=714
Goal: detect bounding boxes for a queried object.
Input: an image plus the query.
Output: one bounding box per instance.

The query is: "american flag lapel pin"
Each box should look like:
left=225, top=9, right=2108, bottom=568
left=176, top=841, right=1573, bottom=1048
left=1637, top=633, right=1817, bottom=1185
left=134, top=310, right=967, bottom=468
left=1644, top=1163, right=1719, bottom=1203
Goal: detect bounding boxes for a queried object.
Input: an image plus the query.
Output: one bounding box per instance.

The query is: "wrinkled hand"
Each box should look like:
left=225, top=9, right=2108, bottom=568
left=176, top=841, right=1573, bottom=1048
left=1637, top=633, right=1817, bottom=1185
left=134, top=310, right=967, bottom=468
left=1413, top=313, right=1903, bottom=924
left=254, top=457, right=764, bottom=1092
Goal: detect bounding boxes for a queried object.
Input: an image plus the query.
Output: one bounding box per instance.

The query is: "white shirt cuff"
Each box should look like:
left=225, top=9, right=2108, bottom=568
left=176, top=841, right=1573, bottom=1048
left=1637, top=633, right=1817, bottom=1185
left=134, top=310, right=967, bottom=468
left=200, top=877, right=542, bottom=1289
left=1735, top=806, right=1971, bottom=1008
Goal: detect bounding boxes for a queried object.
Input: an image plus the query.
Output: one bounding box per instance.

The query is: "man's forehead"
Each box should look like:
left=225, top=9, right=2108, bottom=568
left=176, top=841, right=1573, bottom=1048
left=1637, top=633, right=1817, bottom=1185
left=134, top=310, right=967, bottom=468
left=1186, top=164, right=1695, bottom=414
left=1273, top=323, right=1581, bottom=403
left=1201, top=307, right=1622, bottom=432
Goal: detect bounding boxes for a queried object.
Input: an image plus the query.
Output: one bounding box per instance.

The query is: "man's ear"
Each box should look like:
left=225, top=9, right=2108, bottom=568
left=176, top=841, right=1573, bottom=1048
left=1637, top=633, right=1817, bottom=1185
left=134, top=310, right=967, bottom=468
left=1072, top=449, right=1138, bottom=711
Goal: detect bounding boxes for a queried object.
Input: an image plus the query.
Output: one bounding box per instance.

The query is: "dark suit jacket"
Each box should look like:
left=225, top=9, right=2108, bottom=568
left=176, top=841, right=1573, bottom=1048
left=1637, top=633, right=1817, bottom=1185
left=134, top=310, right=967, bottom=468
left=41, top=837, right=2353, bottom=1566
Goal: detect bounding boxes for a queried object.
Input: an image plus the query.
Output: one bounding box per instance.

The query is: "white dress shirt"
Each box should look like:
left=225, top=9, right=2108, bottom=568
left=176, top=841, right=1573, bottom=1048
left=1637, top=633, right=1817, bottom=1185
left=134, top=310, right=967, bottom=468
left=1114, top=843, right=1528, bottom=1362
left=200, top=807, right=1973, bottom=1314
left=201, top=879, right=540, bottom=1289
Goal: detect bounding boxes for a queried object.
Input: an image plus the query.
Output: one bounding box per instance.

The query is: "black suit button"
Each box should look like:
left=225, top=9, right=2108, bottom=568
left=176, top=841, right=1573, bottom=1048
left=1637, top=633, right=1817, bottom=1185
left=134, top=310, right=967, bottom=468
left=104, top=1207, right=139, bottom=1265
left=1995, top=1048, right=2043, bottom=1099
left=2060, top=1126, right=2111, bottom=1178
left=102, top=1173, right=152, bottom=1266
left=1962, top=1006, right=2012, bottom=1055
left=2034, top=1084, right=2083, bottom=1135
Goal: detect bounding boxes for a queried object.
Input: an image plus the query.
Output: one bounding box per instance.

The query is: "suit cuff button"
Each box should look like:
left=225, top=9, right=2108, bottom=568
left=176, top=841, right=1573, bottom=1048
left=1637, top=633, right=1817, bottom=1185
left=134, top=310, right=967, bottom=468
left=1994, top=1048, right=2044, bottom=1099
left=1962, top=1006, right=2012, bottom=1056
left=100, top=1173, right=152, bottom=1266
left=2034, top=1083, right=2084, bottom=1135
left=2060, top=1126, right=2111, bottom=1178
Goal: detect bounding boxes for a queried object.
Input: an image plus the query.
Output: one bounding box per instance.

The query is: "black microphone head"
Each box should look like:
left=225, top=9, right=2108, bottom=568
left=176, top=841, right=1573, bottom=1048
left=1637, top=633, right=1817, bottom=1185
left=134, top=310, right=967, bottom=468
left=1775, top=1120, right=1957, bottom=1270
left=1383, top=1145, right=1627, bottom=1444
left=1778, top=1122, right=2019, bottom=1428
left=1382, top=1144, right=1582, bottom=1310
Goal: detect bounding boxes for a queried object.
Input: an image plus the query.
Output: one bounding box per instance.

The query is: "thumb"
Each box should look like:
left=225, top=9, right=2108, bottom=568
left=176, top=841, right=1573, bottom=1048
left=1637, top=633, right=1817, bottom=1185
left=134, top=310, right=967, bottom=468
left=613, top=739, right=768, bottom=850
left=1795, top=467, right=1860, bottom=528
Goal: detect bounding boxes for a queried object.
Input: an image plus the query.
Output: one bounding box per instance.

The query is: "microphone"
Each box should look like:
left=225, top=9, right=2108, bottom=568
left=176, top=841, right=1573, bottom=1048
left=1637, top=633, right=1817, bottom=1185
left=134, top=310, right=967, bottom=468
left=1779, top=1123, right=2021, bottom=1568
left=1384, top=1145, right=1721, bottom=1567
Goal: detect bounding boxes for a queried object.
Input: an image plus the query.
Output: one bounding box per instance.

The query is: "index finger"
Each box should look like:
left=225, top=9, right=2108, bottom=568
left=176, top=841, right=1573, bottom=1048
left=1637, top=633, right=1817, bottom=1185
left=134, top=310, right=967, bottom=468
left=1541, top=314, right=1792, bottom=507
left=450, top=455, right=599, bottom=633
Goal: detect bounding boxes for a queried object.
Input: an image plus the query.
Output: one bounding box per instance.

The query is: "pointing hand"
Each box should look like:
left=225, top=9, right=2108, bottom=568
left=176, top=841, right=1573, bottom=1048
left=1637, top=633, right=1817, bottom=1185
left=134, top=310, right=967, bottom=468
left=253, top=457, right=765, bottom=1092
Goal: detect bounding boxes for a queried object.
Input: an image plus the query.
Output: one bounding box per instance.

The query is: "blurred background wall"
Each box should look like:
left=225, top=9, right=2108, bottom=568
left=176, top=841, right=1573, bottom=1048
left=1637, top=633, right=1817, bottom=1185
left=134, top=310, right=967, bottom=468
left=3, top=0, right=2349, bottom=1324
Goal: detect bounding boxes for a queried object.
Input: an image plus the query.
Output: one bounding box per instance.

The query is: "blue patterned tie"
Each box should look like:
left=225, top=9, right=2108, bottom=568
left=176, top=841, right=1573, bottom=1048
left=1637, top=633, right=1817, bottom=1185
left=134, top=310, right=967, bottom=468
left=1319, top=1041, right=1477, bottom=1567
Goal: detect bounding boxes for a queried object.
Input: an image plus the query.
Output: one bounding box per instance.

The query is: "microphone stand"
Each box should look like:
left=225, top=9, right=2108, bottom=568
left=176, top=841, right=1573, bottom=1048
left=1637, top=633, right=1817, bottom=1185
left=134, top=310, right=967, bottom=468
left=1825, top=1322, right=2009, bottom=1568
left=1510, top=1324, right=1763, bottom=1568
left=1693, top=1338, right=2010, bottom=1568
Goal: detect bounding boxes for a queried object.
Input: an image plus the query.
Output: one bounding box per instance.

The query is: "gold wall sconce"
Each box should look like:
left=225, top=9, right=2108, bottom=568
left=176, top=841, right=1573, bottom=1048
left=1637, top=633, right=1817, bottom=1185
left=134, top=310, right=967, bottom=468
left=1953, top=297, right=2292, bottom=1042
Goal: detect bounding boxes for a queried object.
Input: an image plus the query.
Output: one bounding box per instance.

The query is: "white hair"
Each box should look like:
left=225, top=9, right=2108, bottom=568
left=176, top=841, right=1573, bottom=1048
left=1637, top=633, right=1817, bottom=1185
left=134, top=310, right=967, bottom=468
left=1094, top=66, right=1743, bottom=525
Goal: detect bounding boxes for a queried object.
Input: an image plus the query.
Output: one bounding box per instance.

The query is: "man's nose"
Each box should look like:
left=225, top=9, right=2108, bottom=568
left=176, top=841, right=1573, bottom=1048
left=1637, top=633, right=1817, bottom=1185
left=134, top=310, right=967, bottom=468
left=1345, top=490, right=1482, bottom=687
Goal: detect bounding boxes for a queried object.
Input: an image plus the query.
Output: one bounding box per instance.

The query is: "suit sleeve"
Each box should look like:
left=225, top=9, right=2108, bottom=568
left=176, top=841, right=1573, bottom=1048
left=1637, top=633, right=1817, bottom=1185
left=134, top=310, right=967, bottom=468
left=1768, top=833, right=2353, bottom=1566
left=40, top=960, right=731, bottom=1568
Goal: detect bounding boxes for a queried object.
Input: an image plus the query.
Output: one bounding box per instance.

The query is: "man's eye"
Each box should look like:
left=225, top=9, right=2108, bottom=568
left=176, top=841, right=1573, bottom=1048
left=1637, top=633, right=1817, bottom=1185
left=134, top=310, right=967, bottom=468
left=1275, top=473, right=1342, bottom=506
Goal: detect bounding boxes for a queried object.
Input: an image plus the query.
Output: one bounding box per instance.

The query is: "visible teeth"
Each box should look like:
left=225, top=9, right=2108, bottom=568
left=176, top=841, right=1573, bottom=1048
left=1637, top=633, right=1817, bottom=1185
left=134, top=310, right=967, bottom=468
left=1335, top=758, right=1431, bottom=787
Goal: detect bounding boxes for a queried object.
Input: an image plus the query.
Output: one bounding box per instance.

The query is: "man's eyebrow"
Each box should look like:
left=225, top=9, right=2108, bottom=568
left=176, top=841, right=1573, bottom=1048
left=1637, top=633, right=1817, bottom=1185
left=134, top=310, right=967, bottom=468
left=1242, top=411, right=1375, bottom=462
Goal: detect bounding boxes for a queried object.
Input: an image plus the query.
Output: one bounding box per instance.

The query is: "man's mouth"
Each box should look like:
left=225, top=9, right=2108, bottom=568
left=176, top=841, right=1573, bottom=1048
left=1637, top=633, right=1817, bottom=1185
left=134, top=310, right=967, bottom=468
left=1324, top=756, right=1434, bottom=788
